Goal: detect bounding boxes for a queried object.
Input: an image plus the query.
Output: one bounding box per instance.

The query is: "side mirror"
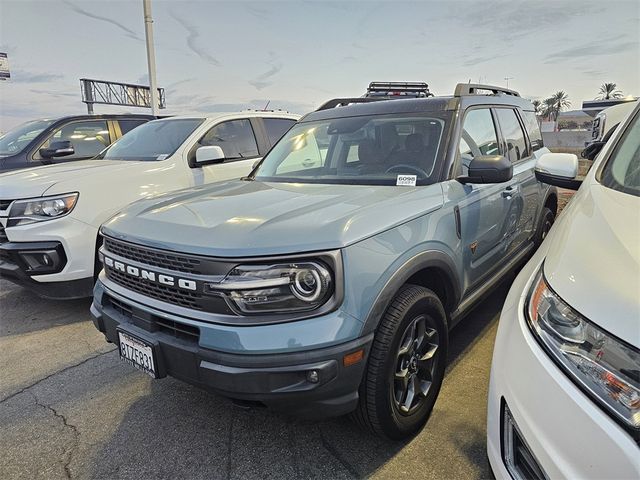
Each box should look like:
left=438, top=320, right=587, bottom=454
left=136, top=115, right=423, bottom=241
left=195, top=145, right=225, bottom=165
left=581, top=141, right=606, bottom=161
left=39, top=140, right=75, bottom=159
left=535, top=153, right=582, bottom=190
left=458, top=155, right=512, bottom=184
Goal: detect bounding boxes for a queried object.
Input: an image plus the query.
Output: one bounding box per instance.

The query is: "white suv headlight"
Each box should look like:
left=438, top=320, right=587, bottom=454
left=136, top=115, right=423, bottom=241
left=526, top=267, right=640, bottom=431
left=8, top=192, right=79, bottom=226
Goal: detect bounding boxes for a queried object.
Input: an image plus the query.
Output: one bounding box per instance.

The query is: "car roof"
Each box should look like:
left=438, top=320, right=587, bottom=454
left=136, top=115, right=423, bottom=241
left=302, top=92, right=534, bottom=122
left=151, top=111, right=300, bottom=122
left=39, top=114, right=156, bottom=123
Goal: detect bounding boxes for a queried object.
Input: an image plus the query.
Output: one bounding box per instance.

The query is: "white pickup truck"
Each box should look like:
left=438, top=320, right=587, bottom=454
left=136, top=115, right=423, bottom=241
left=0, top=112, right=299, bottom=298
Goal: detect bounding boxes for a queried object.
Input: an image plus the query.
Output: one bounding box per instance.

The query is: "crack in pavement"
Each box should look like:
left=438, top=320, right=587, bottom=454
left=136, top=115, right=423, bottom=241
left=0, top=348, right=116, bottom=404
left=30, top=391, right=80, bottom=479
left=317, top=424, right=360, bottom=478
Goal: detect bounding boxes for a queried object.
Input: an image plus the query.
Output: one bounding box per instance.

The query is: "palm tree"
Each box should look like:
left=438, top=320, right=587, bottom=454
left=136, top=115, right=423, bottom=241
left=548, top=91, right=571, bottom=121
left=530, top=99, right=543, bottom=125
left=541, top=97, right=556, bottom=121
left=596, top=83, right=623, bottom=100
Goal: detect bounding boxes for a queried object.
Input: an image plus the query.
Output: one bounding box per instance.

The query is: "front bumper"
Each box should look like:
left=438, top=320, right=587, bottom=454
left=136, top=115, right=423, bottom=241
left=91, top=279, right=371, bottom=419
left=487, top=260, right=640, bottom=479
left=0, top=215, right=98, bottom=298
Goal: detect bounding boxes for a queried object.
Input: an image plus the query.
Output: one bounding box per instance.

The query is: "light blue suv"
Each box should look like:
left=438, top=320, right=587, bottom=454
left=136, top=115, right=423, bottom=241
left=91, top=83, right=557, bottom=439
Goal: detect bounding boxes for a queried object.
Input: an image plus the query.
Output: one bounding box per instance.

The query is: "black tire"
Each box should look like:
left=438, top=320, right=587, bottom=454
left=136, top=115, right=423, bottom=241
left=535, top=207, right=555, bottom=247
left=351, top=285, right=448, bottom=439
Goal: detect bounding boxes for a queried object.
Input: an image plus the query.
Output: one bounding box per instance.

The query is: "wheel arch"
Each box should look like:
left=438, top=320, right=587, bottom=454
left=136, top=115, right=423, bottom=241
left=361, top=250, right=461, bottom=335
left=543, top=186, right=558, bottom=215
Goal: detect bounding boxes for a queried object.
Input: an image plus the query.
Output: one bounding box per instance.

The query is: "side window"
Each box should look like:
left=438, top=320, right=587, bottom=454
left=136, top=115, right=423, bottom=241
left=39, top=120, right=111, bottom=160
left=263, top=118, right=296, bottom=146
left=458, top=109, right=500, bottom=170
left=495, top=109, right=529, bottom=162
left=200, top=119, right=258, bottom=160
left=118, top=119, right=148, bottom=136
left=521, top=111, right=544, bottom=151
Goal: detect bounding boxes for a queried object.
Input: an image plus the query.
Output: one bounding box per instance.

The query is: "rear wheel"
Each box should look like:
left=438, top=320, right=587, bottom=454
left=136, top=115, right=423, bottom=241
left=352, top=285, right=448, bottom=439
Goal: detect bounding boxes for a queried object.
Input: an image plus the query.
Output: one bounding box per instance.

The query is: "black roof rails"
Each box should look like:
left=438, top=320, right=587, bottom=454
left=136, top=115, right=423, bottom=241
left=315, top=97, right=388, bottom=111
left=454, top=83, right=520, bottom=97
left=366, top=81, right=432, bottom=97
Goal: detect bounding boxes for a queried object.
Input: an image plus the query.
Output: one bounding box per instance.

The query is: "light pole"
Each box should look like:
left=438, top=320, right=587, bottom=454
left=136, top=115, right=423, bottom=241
left=504, top=76, right=514, bottom=89
left=143, top=0, right=159, bottom=116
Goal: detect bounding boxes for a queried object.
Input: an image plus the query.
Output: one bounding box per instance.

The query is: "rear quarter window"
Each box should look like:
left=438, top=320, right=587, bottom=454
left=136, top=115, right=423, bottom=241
left=521, top=111, right=544, bottom=151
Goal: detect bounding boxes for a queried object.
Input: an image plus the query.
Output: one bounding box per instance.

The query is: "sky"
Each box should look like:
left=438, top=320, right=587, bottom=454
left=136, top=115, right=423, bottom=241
left=0, top=0, right=639, bottom=131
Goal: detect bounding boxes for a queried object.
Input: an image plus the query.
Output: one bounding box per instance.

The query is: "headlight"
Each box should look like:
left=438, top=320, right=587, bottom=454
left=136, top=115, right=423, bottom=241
left=211, top=262, right=333, bottom=314
left=526, top=267, right=640, bottom=430
left=8, top=193, right=79, bottom=227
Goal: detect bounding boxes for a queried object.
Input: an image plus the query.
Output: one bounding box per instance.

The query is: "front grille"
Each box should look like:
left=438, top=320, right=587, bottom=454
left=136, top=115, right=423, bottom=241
left=105, top=268, right=203, bottom=310
left=104, top=237, right=202, bottom=274
left=0, top=224, right=7, bottom=243
left=106, top=295, right=199, bottom=342
left=0, top=200, right=13, bottom=211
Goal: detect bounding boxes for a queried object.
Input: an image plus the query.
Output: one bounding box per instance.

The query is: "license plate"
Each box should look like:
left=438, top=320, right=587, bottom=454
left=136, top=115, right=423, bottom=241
left=118, top=331, right=157, bottom=378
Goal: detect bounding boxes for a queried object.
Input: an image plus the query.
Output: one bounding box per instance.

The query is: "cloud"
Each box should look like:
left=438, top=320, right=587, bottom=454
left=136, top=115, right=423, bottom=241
left=63, top=0, right=143, bottom=41
left=249, top=53, right=283, bottom=90
left=169, top=11, right=221, bottom=66
left=10, top=69, right=64, bottom=83
left=544, top=38, right=637, bottom=63
left=30, top=88, right=77, bottom=99
left=461, top=53, right=508, bottom=67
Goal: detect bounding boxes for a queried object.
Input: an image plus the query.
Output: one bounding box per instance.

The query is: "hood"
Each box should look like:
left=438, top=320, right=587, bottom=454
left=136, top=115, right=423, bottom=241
left=102, top=180, right=444, bottom=257
left=0, top=160, right=140, bottom=199
left=544, top=181, right=640, bottom=348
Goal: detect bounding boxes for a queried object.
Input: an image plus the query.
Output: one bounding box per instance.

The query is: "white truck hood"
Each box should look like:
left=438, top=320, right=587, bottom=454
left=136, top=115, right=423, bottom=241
left=0, top=160, right=137, bottom=199
left=543, top=179, right=640, bottom=348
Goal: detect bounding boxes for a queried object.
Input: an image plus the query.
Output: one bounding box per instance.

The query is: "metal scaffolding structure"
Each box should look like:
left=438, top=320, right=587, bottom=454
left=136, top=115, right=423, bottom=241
left=80, top=78, right=165, bottom=114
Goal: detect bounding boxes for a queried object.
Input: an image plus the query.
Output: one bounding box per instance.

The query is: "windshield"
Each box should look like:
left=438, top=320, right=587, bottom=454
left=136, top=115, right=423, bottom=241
left=100, top=118, right=203, bottom=161
left=600, top=107, right=640, bottom=197
left=0, top=119, right=55, bottom=156
left=253, top=113, right=450, bottom=186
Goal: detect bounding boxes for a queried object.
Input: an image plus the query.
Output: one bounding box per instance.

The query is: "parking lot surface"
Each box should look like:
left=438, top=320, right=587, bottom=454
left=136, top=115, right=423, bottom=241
left=0, top=277, right=509, bottom=479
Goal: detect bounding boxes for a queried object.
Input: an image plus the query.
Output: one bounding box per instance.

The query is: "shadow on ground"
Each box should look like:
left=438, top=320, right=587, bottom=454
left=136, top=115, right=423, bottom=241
left=86, top=284, right=507, bottom=479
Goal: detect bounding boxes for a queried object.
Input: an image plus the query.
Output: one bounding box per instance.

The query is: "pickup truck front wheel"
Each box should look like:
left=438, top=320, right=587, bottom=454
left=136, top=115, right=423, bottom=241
left=352, top=285, right=448, bottom=439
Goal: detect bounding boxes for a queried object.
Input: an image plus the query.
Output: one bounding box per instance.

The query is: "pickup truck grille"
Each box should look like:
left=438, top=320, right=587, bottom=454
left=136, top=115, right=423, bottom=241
left=0, top=199, right=13, bottom=211
left=104, top=237, right=202, bottom=274
left=0, top=224, right=7, bottom=243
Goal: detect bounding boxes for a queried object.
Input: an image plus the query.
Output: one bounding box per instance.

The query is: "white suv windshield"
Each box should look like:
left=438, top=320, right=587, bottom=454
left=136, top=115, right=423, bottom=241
left=254, top=113, right=451, bottom=186
left=100, top=119, right=203, bottom=161
left=600, top=108, right=640, bottom=197
left=0, top=119, right=55, bottom=156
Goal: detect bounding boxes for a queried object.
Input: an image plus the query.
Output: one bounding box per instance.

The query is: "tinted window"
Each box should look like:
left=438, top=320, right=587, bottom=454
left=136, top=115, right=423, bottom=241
left=0, top=119, right=55, bottom=156
left=41, top=120, right=110, bottom=160
left=254, top=113, right=450, bottom=186
left=601, top=109, right=640, bottom=197
left=263, top=118, right=296, bottom=145
left=101, top=119, right=203, bottom=161
left=200, top=119, right=258, bottom=159
left=118, top=119, right=148, bottom=135
left=521, top=111, right=544, bottom=151
left=459, top=109, right=500, bottom=171
left=495, top=109, right=528, bottom=162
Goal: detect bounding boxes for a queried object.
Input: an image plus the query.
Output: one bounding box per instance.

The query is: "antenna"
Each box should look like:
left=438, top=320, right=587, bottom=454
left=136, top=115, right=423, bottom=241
left=263, top=100, right=270, bottom=111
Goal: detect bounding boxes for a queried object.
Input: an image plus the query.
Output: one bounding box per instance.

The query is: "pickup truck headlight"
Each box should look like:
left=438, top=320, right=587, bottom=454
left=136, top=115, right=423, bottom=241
left=526, top=267, right=640, bottom=430
left=8, top=193, right=79, bottom=227
left=212, top=262, right=333, bottom=314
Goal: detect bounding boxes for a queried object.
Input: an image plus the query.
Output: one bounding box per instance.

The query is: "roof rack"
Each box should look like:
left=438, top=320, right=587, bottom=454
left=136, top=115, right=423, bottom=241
left=366, top=81, right=432, bottom=97
left=454, top=83, right=520, bottom=97
left=315, top=97, right=388, bottom=111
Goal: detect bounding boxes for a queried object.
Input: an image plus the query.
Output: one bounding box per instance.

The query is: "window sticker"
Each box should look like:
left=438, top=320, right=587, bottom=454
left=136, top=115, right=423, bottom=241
left=396, top=174, right=417, bottom=186
left=156, top=154, right=169, bottom=160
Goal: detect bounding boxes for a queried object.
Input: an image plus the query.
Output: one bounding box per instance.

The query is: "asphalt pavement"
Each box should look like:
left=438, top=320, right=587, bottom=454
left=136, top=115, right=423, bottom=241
left=0, top=277, right=509, bottom=479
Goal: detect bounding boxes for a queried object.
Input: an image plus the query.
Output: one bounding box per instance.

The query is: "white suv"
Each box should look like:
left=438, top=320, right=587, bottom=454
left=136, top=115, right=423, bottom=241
left=487, top=103, right=639, bottom=478
left=0, top=112, right=299, bottom=298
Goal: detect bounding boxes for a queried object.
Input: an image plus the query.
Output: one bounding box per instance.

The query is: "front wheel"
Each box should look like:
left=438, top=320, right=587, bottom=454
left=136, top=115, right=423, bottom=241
left=352, top=285, right=448, bottom=439
left=535, top=206, right=556, bottom=247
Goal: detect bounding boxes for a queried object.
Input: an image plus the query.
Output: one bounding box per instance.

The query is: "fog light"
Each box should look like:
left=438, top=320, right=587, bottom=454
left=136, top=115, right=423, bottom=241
left=17, top=249, right=63, bottom=274
left=307, top=370, right=319, bottom=383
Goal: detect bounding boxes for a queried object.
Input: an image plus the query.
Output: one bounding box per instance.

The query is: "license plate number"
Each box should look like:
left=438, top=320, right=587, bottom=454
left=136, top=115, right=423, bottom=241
left=118, top=331, right=157, bottom=378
